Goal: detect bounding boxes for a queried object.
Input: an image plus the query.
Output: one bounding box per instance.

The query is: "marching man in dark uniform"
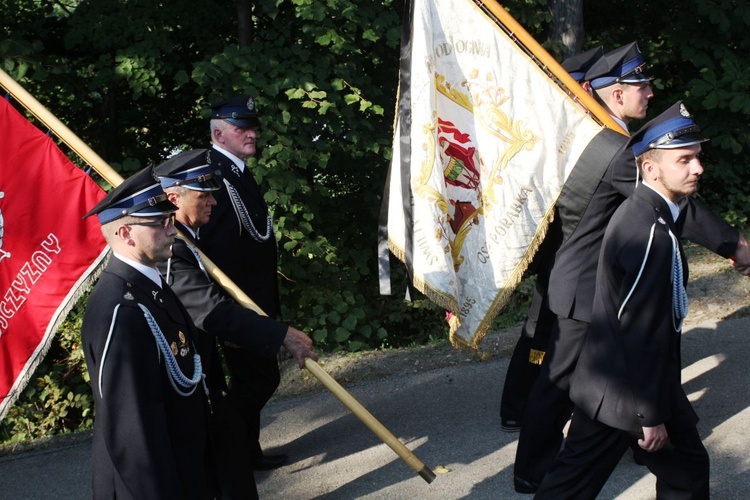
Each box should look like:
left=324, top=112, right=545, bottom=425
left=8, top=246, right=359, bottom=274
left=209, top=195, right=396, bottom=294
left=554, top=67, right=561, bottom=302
left=154, top=149, right=317, bottom=498
left=587, top=42, right=655, bottom=133
left=536, top=101, right=713, bottom=499
left=500, top=45, right=604, bottom=433
left=194, top=95, right=300, bottom=470
left=510, top=43, right=750, bottom=493
left=81, top=167, right=215, bottom=499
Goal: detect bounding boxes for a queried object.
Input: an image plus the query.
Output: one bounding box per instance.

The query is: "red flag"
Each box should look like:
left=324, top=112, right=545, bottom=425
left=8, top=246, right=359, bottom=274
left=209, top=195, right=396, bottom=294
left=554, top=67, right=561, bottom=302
left=0, top=97, right=107, bottom=420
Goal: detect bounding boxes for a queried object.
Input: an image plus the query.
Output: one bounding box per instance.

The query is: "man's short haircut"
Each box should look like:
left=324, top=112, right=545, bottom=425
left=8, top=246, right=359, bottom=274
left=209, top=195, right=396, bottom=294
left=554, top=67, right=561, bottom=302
left=100, top=215, right=143, bottom=243
left=164, top=185, right=191, bottom=198
left=210, top=118, right=227, bottom=136
left=635, top=147, right=664, bottom=170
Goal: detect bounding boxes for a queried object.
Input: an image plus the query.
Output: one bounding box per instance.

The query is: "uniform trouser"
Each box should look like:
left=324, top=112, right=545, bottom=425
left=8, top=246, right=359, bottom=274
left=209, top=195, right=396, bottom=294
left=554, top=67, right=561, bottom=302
left=501, top=335, right=541, bottom=427
left=513, top=315, right=589, bottom=483
left=222, top=347, right=281, bottom=459
left=210, top=396, right=260, bottom=500
left=535, top=409, right=710, bottom=500
left=501, top=290, right=557, bottom=426
left=203, top=345, right=259, bottom=499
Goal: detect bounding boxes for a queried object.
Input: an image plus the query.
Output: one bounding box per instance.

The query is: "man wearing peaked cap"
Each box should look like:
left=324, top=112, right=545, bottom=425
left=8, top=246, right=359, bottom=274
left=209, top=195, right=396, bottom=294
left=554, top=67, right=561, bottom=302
left=584, top=41, right=654, bottom=133
left=509, top=99, right=750, bottom=491
left=561, top=45, right=603, bottom=94
left=155, top=150, right=317, bottom=497
left=81, top=166, right=216, bottom=499
left=83, top=165, right=178, bottom=225
left=498, top=43, right=606, bottom=435
left=210, top=95, right=261, bottom=129
left=537, top=102, right=711, bottom=498
left=196, top=95, right=317, bottom=470
left=156, top=149, right=222, bottom=192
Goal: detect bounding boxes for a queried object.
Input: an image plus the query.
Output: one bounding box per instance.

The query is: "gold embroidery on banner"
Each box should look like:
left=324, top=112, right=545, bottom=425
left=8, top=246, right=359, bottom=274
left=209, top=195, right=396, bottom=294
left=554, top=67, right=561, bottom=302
left=435, top=71, right=539, bottom=207
left=408, top=70, right=544, bottom=347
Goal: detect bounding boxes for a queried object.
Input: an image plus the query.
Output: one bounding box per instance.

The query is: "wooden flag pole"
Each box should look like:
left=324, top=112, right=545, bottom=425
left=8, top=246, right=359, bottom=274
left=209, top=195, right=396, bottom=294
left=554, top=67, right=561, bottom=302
left=193, top=243, right=436, bottom=483
left=477, top=0, right=629, bottom=136
left=0, top=67, right=435, bottom=484
left=0, top=69, right=124, bottom=187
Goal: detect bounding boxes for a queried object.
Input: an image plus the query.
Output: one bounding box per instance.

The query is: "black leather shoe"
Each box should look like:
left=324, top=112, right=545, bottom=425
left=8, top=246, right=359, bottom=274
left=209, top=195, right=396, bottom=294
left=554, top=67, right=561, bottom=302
left=252, top=453, right=288, bottom=470
left=513, top=475, right=540, bottom=494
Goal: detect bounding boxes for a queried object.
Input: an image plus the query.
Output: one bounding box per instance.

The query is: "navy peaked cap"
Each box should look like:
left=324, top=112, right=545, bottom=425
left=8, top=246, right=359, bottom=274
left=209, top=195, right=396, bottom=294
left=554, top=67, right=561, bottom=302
left=585, top=42, right=653, bottom=90
left=155, top=149, right=221, bottom=192
left=84, top=166, right=177, bottom=224
left=628, top=101, right=708, bottom=157
left=210, top=95, right=260, bottom=128
left=561, top=46, right=604, bottom=83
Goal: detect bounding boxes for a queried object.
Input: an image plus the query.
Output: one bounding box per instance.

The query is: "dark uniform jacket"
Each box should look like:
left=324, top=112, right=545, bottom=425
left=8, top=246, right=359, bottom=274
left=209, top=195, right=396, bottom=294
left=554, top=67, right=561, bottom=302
left=81, top=256, right=212, bottom=499
left=160, top=223, right=286, bottom=360
left=547, top=129, right=738, bottom=323
left=197, top=147, right=280, bottom=320
left=569, top=185, right=697, bottom=437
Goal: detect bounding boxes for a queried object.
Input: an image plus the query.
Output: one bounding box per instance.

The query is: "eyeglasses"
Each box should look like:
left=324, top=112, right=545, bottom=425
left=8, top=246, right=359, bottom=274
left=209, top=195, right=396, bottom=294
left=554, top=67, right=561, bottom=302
left=128, top=214, right=176, bottom=230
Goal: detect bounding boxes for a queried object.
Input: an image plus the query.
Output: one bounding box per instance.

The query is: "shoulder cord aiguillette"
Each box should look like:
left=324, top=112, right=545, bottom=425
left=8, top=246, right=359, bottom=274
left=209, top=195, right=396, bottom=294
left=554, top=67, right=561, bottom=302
left=137, top=303, right=208, bottom=399
left=223, top=178, right=273, bottom=242
left=669, top=230, right=689, bottom=331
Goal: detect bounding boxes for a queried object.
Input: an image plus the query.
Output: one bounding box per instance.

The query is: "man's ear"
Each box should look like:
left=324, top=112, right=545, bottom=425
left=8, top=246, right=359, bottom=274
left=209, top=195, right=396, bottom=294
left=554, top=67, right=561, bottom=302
left=212, top=126, right=223, bottom=144
left=166, top=191, right=180, bottom=206
left=641, top=158, right=657, bottom=182
left=612, top=87, right=623, bottom=104
left=116, top=224, right=135, bottom=246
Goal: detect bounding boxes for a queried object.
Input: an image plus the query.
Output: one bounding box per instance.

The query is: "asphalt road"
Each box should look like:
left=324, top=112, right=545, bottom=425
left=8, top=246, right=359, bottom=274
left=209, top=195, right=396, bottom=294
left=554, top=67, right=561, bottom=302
left=2, top=315, right=750, bottom=499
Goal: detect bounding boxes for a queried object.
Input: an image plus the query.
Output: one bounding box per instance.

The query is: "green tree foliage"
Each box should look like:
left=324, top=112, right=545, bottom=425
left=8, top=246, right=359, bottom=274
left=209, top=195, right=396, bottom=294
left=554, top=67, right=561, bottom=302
left=182, top=0, right=425, bottom=351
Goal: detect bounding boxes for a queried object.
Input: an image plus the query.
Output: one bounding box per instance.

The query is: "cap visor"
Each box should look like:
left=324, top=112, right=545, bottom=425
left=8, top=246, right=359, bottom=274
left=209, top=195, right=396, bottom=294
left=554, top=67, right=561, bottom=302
left=654, top=134, right=709, bottom=150
left=184, top=178, right=221, bottom=192
left=224, top=117, right=260, bottom=128
left=620, top=73, right=654, bottom=84
left=130, top=199, right=179, bottom=218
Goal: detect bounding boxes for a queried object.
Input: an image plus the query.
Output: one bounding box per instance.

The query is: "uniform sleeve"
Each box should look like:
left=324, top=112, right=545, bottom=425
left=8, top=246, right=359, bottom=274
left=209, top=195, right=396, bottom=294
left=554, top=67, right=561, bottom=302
left=679, top=197, right=739, bottom=258
left=606, top=144, right=640, bottom=198
left=97, top=305, right=184, bottom=499
left=166, top=240, right=286, bottom=354
left=609, top=145, right=738, bottom=257
left=609, top=225, right=674, bottom=427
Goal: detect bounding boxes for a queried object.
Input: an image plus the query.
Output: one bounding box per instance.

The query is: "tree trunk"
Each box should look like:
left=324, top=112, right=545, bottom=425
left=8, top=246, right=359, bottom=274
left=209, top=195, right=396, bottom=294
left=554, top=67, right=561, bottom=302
left=549, top=0, right=584, bottom=58
left=236, top=0, right=253, bottom=47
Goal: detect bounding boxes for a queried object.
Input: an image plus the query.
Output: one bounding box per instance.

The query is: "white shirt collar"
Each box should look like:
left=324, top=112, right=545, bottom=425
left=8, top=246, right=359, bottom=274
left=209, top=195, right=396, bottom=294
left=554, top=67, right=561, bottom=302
left=181, top=224, right=198, bottom=240
left=642, top=181, right=681, bottom=222
left=610, top=114, right=630, bottom=135
left=212, top=144, right=246, bottom=173
left=113, top=253, right=163, bottom=288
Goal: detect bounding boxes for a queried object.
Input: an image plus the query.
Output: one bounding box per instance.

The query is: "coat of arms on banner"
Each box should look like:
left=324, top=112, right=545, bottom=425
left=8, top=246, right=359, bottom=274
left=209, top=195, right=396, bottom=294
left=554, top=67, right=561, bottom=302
left=414, top=71, right=541, bottom=274
left=385, top=0, right=603, bottom=347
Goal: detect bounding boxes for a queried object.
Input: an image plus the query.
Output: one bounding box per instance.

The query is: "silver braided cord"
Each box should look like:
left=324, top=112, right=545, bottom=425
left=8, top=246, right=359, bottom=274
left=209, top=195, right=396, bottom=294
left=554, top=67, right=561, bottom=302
left=223, top=178, right=273, bottom=242
left=137, top=303, right=204, bottom=397
left=669, top=230, right=689, bottom=331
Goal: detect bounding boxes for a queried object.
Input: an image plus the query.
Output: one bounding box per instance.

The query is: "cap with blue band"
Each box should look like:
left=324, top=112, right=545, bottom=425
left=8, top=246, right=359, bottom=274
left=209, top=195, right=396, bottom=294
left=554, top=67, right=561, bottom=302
left=155, top=149, right=221, bottom=192
left=585, top=42, right=654, bottom=90
left=84, top=166, right=177, bottom=224
left=628, top=101, right=708, bottom=157
left=561, top=46, right=604, bottom=83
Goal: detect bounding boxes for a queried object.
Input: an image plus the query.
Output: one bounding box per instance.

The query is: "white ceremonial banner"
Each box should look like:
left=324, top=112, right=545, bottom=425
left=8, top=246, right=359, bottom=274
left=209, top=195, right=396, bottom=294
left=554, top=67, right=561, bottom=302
left=387, top=0, right=603, bottom=347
